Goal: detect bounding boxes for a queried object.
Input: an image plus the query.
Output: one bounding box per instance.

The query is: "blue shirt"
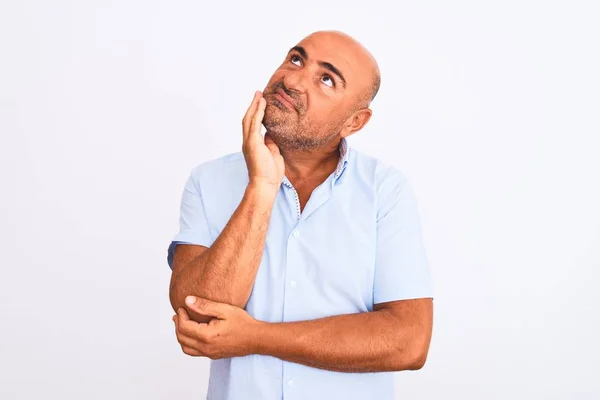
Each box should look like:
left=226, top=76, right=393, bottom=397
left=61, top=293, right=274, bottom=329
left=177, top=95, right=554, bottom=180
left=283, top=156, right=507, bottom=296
left=167, top=138, right=434, bottom=400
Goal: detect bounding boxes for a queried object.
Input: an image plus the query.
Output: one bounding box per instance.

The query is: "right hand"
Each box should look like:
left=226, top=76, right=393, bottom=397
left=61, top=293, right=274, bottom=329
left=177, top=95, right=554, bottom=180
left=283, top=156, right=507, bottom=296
left=242, top=91, right=285, bottom=190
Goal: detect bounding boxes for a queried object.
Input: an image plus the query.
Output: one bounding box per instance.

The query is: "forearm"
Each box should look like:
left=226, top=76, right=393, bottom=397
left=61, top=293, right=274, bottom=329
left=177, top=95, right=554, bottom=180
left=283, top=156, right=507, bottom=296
left=256, top=310, right=426, bottom=373
left=170, top=183, right=276, bottom=311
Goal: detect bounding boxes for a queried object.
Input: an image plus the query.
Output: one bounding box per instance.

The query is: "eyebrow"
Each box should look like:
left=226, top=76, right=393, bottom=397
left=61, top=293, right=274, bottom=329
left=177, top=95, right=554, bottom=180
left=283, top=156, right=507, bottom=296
left=287, top=46, right=347, bottom=88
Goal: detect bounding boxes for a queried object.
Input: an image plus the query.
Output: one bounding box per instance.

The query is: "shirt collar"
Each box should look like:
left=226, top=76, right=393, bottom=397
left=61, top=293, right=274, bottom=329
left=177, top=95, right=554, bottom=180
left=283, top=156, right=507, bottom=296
left=333, top=137, right=350, bottom=182
left=281, top=137, right=350, bottom=187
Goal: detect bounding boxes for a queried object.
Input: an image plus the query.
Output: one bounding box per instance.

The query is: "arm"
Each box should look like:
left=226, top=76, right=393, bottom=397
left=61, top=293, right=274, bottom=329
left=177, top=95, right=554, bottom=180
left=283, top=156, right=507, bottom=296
left=169, top=91, right=284, bottom=322
left=255, top=298, right=433, bottom=373
left=174, top=162, right=435, bottom=370
left=253, top=171, right=434, bottom=373
left=169, top=183, right=276, bottom=318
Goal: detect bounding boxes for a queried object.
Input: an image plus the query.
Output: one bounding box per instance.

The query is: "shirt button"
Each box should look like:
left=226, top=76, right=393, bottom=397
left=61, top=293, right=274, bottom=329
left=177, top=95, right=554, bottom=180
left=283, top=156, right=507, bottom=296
left=288, top=379, right=294, bottom=387
left=292, top=230, right=300, bottom=238
left=290, top=280, right=297, bottom=288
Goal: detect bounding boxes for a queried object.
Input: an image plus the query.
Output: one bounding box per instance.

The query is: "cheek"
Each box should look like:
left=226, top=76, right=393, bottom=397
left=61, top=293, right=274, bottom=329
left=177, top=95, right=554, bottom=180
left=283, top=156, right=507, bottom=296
left=307, top=100, right=339, bottom=121
left=303, top=107, right=344, bottom=132
left=266, top=69, right=287, bottom=86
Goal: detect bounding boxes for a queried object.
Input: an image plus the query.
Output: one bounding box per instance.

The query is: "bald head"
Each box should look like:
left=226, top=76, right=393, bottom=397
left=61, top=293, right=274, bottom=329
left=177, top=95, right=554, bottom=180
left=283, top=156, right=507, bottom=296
left=262, top=30, right=380, bottom=151
left=301, top=30, right=381, bottom=108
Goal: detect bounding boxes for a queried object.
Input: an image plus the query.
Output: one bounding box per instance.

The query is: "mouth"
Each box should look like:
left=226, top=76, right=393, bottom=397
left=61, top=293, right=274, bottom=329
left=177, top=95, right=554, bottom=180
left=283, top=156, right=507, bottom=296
left=272, top=89, right=297, bottom=111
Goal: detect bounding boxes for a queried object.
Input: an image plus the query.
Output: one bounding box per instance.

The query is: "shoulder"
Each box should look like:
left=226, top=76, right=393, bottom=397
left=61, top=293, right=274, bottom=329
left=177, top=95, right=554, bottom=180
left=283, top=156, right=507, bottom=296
left=348, top=146, right=409, bottom=192
left=188, top=151, right=247, bottom=189
left=348, top=147, right=413, bottom=220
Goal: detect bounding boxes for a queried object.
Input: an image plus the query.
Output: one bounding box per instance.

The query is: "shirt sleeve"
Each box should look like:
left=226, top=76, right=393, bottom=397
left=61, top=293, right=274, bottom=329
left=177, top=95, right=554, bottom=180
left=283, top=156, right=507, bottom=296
left=373, top=170, right=434, bottom=304
left=166, top=171, right=214, bottom=270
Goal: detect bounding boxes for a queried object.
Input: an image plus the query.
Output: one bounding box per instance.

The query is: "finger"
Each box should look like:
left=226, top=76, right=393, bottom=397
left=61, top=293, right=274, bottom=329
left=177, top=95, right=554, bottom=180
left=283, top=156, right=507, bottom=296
left=174, top=312, right=202, bottom=344
left=246, top=94, right=265, bottom=144
left=173, top=312, right=187, bottom=339
left=177, top=307, right=209, bottom=340
left=185, top=296, right=230, bottom=320
left=177, top=307, right=198, bottom=328
left=243, top=91, right=262, bottom=141
left=173, top=314, right=186, bottom=340
left=264, top=132, right=281, bottom=156
left=242, top=91, right=260, bottom=140
left=176, top=326, right=203, bottom=350
left=178, top=307, right=191, bottom=321
left=181, top=346, right=203, bottom=357
left=173, top=313, right=179, bottom=332
left=248, top=97, right=267, bottom=146
left=176, top=308, right=196, bottom=334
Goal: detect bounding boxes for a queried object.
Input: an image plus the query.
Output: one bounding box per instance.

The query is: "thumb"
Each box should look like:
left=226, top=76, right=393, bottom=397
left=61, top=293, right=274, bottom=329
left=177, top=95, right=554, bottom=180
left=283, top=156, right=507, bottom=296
left=185, top=296, right=229, bottom=319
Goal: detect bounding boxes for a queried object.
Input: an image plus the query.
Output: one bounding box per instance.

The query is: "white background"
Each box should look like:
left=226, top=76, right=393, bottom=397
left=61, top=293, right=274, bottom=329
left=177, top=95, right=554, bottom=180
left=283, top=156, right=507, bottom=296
left=1, top=1, right=599, bottom=399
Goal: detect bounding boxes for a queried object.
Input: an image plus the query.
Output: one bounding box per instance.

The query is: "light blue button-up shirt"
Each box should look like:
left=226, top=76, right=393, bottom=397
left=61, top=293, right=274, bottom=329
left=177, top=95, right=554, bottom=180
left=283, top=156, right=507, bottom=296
left=167, top=138, right=434, bottom=400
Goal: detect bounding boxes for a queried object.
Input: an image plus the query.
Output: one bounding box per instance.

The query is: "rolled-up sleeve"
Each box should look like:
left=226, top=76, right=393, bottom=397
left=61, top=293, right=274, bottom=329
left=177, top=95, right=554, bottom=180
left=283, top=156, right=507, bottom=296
left=373, top=170, right=434, bottom=304
left=167, top=171, right=214, bottom=269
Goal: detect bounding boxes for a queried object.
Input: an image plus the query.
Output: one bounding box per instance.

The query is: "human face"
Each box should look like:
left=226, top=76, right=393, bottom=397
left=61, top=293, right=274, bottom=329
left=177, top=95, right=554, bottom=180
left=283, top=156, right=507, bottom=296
left=262, top=33, right=368, bottom=151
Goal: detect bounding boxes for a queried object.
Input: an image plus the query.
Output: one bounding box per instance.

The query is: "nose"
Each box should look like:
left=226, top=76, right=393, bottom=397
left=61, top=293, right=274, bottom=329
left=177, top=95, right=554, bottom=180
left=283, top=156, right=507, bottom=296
left=283, top=68, right=309, bottom=94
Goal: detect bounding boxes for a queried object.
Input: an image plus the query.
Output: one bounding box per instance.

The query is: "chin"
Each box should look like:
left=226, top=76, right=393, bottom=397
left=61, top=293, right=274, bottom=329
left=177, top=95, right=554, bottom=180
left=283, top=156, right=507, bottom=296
left=263, top=106, right=294, bottom=132
left=262, top=122, right=294, bottom=149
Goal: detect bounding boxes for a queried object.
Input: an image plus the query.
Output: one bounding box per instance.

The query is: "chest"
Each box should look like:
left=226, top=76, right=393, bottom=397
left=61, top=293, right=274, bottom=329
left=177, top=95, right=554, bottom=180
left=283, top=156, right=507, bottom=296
left=246, top=184, right=378, bottom=322
left=291, top=180, right=325, bottom=213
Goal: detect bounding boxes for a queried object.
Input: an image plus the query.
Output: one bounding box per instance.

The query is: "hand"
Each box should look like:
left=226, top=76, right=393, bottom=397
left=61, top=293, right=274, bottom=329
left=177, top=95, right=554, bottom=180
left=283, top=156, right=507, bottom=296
left=242, top=91, right=285, bottom=190
left=172, top=296, right=264, bottom=359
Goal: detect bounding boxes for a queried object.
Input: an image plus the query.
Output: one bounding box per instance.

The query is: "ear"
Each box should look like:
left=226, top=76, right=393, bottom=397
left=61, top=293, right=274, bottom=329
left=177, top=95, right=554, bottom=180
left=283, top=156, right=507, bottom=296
left=340, top=108, right=372, bottom=139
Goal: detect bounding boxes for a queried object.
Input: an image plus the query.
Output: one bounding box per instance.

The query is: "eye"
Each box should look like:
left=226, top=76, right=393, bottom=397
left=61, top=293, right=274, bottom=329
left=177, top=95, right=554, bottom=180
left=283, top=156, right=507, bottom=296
left=321, top=74, right=334, bottom=88
left=290, top=55, right=302, bottom=66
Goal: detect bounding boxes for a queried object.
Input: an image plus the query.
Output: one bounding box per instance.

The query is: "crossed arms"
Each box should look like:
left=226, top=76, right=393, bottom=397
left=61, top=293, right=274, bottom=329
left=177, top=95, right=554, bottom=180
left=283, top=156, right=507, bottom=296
left=168, top=182, right=433, bottom=373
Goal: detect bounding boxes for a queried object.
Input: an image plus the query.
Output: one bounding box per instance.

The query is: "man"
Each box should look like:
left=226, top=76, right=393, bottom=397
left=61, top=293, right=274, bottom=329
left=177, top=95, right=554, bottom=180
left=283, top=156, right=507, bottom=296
left=167, top=30, right=434, bottom=400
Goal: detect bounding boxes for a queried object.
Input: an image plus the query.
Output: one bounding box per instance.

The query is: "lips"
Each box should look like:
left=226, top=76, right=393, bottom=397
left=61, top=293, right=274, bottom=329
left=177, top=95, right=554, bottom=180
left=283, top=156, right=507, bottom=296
left=273, top=89, right=296, bottom=111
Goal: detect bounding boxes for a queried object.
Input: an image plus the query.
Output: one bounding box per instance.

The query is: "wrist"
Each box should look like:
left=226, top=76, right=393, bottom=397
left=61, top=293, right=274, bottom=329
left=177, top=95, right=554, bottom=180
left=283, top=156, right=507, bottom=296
left=250, top=320, right=271, bottom=356
left=245, top=181, right=279, bottom=203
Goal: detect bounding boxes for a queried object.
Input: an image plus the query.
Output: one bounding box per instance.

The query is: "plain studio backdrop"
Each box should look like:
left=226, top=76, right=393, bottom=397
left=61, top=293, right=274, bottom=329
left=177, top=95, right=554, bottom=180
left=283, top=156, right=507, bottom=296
left=1, top=1, right=599, bottom=399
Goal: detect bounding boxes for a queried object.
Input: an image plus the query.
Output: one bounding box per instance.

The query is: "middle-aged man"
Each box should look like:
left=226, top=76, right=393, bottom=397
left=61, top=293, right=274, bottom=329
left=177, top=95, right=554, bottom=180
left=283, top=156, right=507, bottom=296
left=167, top=30, right=434, bottom=400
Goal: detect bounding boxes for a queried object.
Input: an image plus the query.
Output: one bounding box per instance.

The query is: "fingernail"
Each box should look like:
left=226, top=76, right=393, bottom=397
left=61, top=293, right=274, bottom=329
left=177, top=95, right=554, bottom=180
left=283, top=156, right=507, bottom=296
left=185, top=295, right=196, bottom=305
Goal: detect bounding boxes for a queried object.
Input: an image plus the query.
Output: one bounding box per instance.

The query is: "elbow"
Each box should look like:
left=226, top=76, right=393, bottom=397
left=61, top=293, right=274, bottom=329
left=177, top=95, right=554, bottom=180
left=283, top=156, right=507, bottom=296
left=168, top=274, right=181, bottom=311
left=168, top=274, right=247, bottom=324
left=168, top=275, right=198, bottom=312
left=393, top=337, right=431, bottom=371
left=168, top=278, right=214, bottom=324
left=169, top=292, right=184, bottom=315
left=393, top=346, right=428, bottom=371
left=407, top=348, right=429, bottom=370
left=168, top=272, right=191, bottom=313
left=403, top=326, right=433, bottom=371
left=407, top=331, right=432, bottom=370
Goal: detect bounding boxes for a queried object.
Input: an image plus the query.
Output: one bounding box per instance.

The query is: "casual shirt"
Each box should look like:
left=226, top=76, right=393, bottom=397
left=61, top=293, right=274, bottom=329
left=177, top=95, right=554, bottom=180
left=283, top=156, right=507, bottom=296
left=167, top=138, right=434, bottom=400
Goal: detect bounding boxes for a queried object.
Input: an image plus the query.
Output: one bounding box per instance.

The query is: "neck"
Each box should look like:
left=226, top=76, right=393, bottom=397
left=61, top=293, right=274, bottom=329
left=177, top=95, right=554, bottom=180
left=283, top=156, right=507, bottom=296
left=280, top=138, right=342, bottom=183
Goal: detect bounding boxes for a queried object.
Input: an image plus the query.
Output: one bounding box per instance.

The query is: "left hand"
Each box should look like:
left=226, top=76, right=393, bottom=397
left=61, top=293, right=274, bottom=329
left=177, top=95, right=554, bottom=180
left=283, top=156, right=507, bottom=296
left=172, top=296, right=263, bottom=360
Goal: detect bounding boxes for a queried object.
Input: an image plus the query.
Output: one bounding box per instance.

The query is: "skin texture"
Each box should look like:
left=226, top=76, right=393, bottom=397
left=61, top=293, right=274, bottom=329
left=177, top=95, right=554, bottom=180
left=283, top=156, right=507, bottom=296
left=168, top=92, right=282, bottom=322
left=262, top=31, right=379, bottom=153
left=170, top=30, right=434, bottom=373
left=175, top=296, right=433, bottom=373
left=261, top=31, right=380, bottom=206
